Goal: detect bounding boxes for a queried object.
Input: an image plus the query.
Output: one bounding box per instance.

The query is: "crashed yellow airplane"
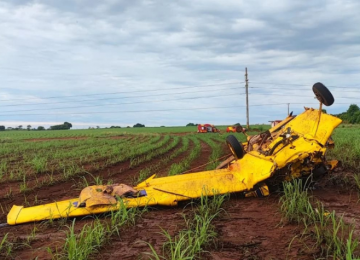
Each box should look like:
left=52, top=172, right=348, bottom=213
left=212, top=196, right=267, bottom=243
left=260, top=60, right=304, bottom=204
left=7, top=83, right=341, bottom=225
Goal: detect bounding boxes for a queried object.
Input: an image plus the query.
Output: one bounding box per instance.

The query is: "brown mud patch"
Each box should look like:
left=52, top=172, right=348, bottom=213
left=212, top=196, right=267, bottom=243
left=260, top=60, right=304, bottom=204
left=97, top=206, right=189, bottom=260
left=109, top=135, right=127, bottom=140
left=208, top=195, right=318, bottom=260
left=169, top=132, right=193, bottom=136
left=313, top=186, right=360, bottom=236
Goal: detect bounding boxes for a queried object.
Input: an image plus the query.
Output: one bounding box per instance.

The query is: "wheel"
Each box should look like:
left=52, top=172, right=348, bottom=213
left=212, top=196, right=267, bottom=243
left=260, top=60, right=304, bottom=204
left=226, top=135, right=244, bottom=160
left=235, top=125, right=243, bottom=133
left=313, top=82, right=334, bottom=106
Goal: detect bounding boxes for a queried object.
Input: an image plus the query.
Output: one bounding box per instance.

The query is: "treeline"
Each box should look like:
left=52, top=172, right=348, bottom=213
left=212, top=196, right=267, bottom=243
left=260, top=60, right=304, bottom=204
left=49, top=122, right=72, bottom=130
left=0, top=122, right=149, bottom=131
left=335, top=104, right=360, bottom=124
left=0, top=122, right=73, bottom=131
left=0, top=125, right=45, bottom=131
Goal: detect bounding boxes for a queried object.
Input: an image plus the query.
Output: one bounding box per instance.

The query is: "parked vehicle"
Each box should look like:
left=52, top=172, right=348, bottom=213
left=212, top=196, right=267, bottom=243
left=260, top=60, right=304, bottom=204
left=226, top=125, right=243, bottom=133
left=197, top=124, right=220, bottom=133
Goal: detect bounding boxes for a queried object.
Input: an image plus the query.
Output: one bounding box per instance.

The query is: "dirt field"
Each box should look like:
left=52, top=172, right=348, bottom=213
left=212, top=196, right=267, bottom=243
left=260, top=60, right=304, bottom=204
left=0, top=133, right=359, bottom=260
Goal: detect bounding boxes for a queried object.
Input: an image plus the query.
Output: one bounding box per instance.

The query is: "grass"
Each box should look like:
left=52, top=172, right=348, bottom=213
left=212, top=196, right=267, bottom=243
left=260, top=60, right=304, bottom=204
left=30, top=156, right=47, bottom=173
left=129, top=135, right=179, bottom=168
left=168, top=136, right=201, bottom=176
left=0, top=233, right=13, bottom=258
left=109, top=198, right=147, bottom=236
left=280, top=180, right=359, bottom=259
left=146, top=192, right=228, bottom=259
left=60, top=199, right=147, bottom=260
left=327, top=127, right=360, bottom=171
left=198, top=136, right=225, bottom=170
left=63, top=219, right=107, bottom=260
left=135, top=136, right=191, bottom=183
left=280, top=179, right=314, bottom=225
left=353, top=173, right=360, bottom=193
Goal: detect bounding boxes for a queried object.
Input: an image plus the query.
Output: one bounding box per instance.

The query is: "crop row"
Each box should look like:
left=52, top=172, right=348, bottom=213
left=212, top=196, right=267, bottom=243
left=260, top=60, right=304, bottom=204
left=280, top=179, right=358, bottom=259
left=0, top=135, right=155, bottom=182
left=168, top=136, right=202, bottom=176
left=147, top=192, right=228, bottom=259
left=135, top=136, right=191, bottom=183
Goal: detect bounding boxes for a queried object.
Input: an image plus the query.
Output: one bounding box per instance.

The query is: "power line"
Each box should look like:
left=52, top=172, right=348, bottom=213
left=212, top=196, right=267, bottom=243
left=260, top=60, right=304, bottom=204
left=249, top=93, right=360, bottom=99
left=0, top=82, right=244, bottom=102
left=250, top=81, right=359, bottom=89
left=250, top=86, right=360, bottom=93
left=0, top=86, right=241, bottom=107
left=0, top=101, right=354, bottom=117
left=249, top=82, right=310, bottom=87
left=1, top=91, right=356, bottom=114
left=249, top=93, right=310, bottom=97
left=0, top=103, right=292, bottom=117
left=1, top=92, right=244, bottom=113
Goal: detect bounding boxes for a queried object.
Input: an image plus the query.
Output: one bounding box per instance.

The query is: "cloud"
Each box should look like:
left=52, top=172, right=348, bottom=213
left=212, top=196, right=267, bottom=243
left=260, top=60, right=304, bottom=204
left=0, top=0, right=359, bottom=128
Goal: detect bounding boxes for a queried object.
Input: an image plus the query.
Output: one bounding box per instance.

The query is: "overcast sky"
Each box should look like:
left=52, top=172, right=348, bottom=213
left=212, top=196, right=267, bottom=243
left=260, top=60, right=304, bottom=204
left=0, top=0, right=359, bottom=129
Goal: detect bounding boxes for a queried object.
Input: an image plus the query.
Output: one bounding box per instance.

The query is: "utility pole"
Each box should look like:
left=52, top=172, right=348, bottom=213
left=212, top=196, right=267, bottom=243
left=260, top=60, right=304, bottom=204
left=245, top=67, right=249, bottom=129
left=287, top=103, right=290, bottom=116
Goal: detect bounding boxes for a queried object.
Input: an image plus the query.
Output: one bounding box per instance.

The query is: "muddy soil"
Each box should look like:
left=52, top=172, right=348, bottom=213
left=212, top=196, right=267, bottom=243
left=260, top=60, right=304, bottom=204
left=208, top=195, right=318, bottom=260
left=313, top=187, right=360, bottom=236
left=96, top=206, right=189, bottom=260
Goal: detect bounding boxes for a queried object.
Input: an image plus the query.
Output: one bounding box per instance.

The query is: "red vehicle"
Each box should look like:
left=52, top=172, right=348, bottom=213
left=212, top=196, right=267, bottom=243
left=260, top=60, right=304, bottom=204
left=226, top=125, right=244, bottom=133
left=197, top=124, right=220, bottom=133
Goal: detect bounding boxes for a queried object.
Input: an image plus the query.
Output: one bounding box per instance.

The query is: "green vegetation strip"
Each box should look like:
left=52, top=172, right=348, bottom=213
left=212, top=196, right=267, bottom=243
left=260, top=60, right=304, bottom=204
left=280, top=179, right=358, bottom=259
left=168, top=136, right=201, bottom=176
left=198, top=136, right=225, bottom=170
left=129, top=135, right=178, bottom=168
left=54, top=200, right=147, bottom=260
left=0, top=135, right=144, bottom=182
left=1, top=135, right=167, bottom=194
left=136, top=136, right=190, bottom=183
left=328, top=128, right=360, bottom=171
left=146, top=192, right=228, bottom=259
